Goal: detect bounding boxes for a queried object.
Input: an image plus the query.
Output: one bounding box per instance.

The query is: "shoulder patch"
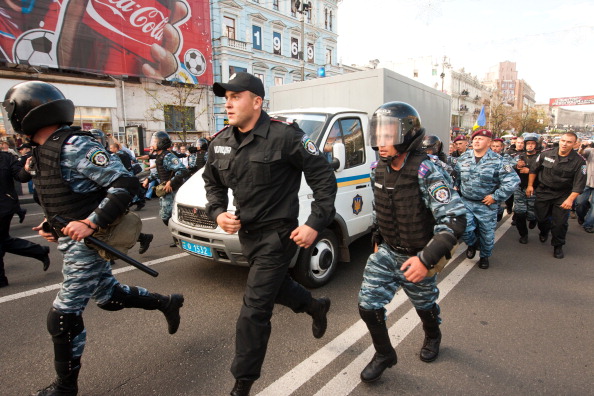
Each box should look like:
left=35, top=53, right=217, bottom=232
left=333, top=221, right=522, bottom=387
left=429, top=181, right=451, bottom=204
left=86, top=148, right=110, bottom=167
left=503, top=164, right=513, bottom=173
left=582, top=165, right=587, bottom=175
left=418, top=162, right=430, bottom=177
left=370, top=160, right=379, bottom=170
left=301, top=135, right=319, bottom=155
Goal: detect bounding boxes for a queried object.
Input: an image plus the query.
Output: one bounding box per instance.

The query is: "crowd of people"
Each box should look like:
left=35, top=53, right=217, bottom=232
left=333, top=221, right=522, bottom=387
left=0, top=74, right=591, bottom=396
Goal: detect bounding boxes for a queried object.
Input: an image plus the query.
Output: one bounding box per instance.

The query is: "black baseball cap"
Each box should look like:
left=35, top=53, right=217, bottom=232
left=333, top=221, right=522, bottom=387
left=17, top=143, right=32, bottom=150
left=213, top=72, right=265, bottom=98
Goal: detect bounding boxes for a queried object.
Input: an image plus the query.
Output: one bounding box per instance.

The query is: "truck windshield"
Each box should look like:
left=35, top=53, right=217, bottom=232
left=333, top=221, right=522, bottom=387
left=270, top=112, right=328, bottom=144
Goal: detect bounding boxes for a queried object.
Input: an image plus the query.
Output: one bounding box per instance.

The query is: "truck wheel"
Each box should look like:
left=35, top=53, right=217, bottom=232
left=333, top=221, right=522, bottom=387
left=293, top=229, right=339, bottom=288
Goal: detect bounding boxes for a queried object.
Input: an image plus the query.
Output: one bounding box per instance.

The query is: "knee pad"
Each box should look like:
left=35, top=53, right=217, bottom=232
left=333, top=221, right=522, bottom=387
left=47, top=308, right=84, bottom=362
left=97, top=284, right=137, bottom=311
left=359, top=306, right=386, bottom=326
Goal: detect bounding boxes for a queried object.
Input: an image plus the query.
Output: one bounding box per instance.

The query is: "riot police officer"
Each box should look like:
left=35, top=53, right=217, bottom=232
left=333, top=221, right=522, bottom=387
left=358, top=102, right=466, bottom=383
left=203, top=72, right=336, bottom=396
left=187, top=137, right=208, bottom=175
left=142, top=131, right=189, bottom=247
left=3, top=81, right=184, bottom=396
left=513, top=133, right=541, bottom=243
left=527, top=132, right=586, bottom=258
left=454, top=129, right=519, bottom=269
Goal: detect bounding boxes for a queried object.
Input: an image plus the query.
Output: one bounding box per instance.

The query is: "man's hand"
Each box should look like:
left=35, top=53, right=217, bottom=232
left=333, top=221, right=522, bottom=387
left=519, top=167, right=530, bottom=174
left=33, top=221, right=57, bottom=243
left=290, top=225, right=318, bottom=249
left=24, top=156, right=33, bottom=173
left=560, top=198, right=574, bottom=210
left=217, top=212, right=241, bottom=234
left=482, top=195, right=496, bottom=206
left=61, top=220, right=98, bottom=242
left=401, top=256, right=429, bottom=283
left=164, top=180, right=173, bottom=193
left=525, top=186, right=534, bottom=197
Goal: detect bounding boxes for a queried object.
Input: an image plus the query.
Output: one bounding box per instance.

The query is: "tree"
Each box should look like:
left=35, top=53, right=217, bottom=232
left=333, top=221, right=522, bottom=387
left=487, top=90, right=513, bottom=136
left=510, top=107, right=545, bottom=133
left=144, top=81, right=209, bottom=145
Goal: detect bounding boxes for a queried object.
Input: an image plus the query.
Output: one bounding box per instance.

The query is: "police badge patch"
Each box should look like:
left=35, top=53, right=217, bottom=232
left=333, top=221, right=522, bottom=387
left=301, top=135, right=319, bottom=155
left=582, top=165, right=587, bottom=175
left=429, top=181, right=451, bottom=204
left=86, top=148, right=109, bottom=167
left=503, top=164, right=513, bottom=173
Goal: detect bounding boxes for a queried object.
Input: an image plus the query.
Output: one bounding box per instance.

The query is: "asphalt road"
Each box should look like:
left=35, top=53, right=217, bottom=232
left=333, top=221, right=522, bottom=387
left=1, top=199, right=592, bottom=396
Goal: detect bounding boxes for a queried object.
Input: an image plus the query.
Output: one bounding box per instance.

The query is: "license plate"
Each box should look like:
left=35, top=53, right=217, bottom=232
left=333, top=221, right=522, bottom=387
left=181, top=240, right=212, bottom=257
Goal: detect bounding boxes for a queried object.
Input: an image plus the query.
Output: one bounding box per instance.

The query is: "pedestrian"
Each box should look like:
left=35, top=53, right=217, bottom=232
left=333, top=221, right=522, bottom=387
left=357, top=102, right=466, bottom=383
left=513, top=133, right=541, bottom=243
left=203, top=72, right=336, bottom=396
left=454, top=129, right=520, bottom=269
left=0, top=149, right=50, bottom=287
left=3, top=80, right=184, bottom=396
left=141, top=131, right=189, bottom=247
left=576, top=142, right=594, bottom=233
left=526, top=132, right=587, bottom=258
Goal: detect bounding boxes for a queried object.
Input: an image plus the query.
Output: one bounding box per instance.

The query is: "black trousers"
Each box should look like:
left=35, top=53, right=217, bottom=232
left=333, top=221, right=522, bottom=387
left=534, top=193, right=571, bottom=247
left=0, top=212, right=47, bottom=281
left=232, top=224, right=312, bottom=381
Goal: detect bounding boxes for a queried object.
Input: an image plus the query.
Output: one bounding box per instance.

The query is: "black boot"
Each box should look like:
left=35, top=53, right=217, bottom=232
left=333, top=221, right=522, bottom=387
left=465, top=244, right=477, bottom=259
left=515, top=213, right=528, bottom=240
left=138, top=233, right=153, bottom=254
left=307, top=297, right=331, bottom=339
left=33, top=361, right=80, bottom=396
left=359, top=307, right=397, bottom=383
left=416, top=305, right=442, bottom=363
left=97, top=285, right=184, bottom=334
left=230, top=379, right=254, bottom=396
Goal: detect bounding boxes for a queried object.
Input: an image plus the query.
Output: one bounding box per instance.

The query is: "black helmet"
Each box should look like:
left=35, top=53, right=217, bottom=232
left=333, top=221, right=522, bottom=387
left=522, top=133, right=539, bottom=143
left=368, top=102, right=424, bottom=153
left=2, top=81, right=74, bottom=136
left=196, top=137, right=209, bottom=151
left=89, top=129, right=107, bottom=147
left=151, top=131, right=172, bottom=150
left=421, top=135, right=443, bottom=155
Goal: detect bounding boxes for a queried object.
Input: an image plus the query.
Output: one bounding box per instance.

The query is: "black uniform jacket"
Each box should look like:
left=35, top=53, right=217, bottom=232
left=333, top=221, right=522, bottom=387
left=0, top=151, right=31, bottom=216
left=530, top=148, right=586, bottom=197
left=203, top=111, right=337, bottom=231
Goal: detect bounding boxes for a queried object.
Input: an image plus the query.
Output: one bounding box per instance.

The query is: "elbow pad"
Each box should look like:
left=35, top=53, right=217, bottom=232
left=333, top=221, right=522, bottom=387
left=418, top=231, right=458, bottom=270
left=444, top=215, right=467, bottom=239
left=93, top=176, right=139, bottom=228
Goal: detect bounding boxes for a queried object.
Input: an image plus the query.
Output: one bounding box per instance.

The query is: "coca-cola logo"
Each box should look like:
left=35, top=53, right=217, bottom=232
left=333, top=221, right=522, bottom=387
left=87, top=0, right=170, bottom=46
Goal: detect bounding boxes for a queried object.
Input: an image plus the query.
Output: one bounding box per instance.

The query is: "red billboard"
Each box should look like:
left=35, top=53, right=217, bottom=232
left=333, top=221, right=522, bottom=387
left=0, top=0, right=212, bottom=85
left=549, top=95, right=594, bottom=107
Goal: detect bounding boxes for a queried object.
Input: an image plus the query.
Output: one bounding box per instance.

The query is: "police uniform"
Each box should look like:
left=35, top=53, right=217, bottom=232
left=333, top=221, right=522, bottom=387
left=530, top=148, right=586, bottom=248
left=454, top=148, right=520, bottom=261
left=203, top=110, right=337, bottom=382
left=513, top=149, right=540, bottom=239
left=0, top=151, right=50, bottom=287
left=147, top=151, right=188, bottom=224
left=32, top=127, right=184, bottom=395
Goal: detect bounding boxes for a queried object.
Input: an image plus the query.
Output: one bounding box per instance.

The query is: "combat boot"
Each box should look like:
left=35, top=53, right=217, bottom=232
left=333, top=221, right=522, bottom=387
left=465, top=244, right=477, bottom=259
left=359, top=307, right=397, bottom=383
left=416, top=305, right=442, bottom=362
left=33, top=361, right=80, bottom=396
left=307, top=297, right=331, bottom=338
left=515, top=213, right=528, bottom=243
left=138, top=233, right=153, bottom=254
left=97, top=285, right=184, bottom=334
left=230, top=379, right=254, bottom=396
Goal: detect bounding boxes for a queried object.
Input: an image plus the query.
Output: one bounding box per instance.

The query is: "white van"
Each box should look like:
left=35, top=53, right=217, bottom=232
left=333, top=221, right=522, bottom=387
left=169, top=108, right=375, bottom=287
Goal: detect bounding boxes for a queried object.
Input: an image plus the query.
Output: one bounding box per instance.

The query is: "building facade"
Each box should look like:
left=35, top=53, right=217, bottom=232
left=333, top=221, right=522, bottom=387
left=483, top=61, right=536, bottom=111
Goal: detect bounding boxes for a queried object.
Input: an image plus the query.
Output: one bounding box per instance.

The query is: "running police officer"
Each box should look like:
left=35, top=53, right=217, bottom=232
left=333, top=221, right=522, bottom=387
left=142, top=131, right=188, bottom=247
left=203, top=72, right=336, bottom=396
left=527, top=132, right=586, bottom=258
left=3, top=81, right=184, bottom=396
left=187, top=137, right=208, bottom=175
left=358, top=102, right=466, bottom=383
left=513, top=133, right=541, bottom=243
left=454, top=129, right=519, bottom=269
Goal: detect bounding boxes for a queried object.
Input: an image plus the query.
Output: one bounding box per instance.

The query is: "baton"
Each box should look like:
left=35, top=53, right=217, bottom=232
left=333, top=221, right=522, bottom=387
left=50, top=215, right=159, bottom=277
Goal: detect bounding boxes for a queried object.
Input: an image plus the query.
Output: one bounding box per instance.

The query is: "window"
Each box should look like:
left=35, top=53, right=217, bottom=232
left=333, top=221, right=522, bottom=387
left=413, top=70, right=418, bottom=78
left=164, top=105, right=195, bottom=132
left=340, top=118, right=365, bottom=169
left=329, top=10, right=333, bottom=31
left=325, top=48, right=332, bottom=65
left=324, top=8, right=328, bottom=29
left=223, top=16, right=235, bottom=39
left=254, top=72, right=265, bottom=83
left=274, top=76, right=283, bottom=86
left=273, top=0, right=279, bottom=10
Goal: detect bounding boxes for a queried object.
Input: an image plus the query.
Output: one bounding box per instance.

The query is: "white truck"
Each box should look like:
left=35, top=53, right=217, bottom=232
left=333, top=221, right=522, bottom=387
left=169, top=68, right=451, bottom=287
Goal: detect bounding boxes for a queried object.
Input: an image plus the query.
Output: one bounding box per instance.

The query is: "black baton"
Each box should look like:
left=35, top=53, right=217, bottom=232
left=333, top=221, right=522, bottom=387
left=50, top=215, right=159, bottom=277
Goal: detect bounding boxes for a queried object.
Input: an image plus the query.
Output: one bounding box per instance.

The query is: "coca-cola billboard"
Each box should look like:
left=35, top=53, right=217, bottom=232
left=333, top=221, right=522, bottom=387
left=0, top=0, right=212, bottom=85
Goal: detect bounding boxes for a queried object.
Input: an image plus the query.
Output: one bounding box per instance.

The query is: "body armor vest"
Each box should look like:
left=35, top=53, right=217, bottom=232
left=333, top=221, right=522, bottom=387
left=374, top=152, right=435, bottom=251
left=156, top=152, right=173, bottom=182
left=33, top=127, right=105, bottom=226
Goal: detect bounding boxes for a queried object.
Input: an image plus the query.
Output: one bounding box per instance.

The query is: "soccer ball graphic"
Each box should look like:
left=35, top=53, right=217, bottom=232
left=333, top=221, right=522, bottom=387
left=13, top=29, right=58, bottom=68
left=184, top=49, right=206, bottom=76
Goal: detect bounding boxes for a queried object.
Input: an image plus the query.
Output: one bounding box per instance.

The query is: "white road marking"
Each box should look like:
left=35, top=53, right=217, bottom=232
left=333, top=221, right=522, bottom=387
left=258, top=220, right=512, bottom=396
left=0, top=253, right=188, bottom=305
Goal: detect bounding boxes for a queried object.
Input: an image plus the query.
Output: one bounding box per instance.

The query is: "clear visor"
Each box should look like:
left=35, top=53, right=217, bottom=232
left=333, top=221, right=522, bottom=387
left=367, top=115, right=403, bottom=148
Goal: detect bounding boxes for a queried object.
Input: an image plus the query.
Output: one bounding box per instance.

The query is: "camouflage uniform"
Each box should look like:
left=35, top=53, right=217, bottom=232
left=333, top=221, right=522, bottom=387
left=359, top=157, right=466, bottom=312
left=454, top=149, right=520, bottom=258
left=147, top=152, right=188, bottom=223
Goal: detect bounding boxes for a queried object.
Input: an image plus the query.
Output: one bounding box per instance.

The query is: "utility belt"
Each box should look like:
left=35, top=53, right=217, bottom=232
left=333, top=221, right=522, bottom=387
left=387, top=242, right=421, bottom=256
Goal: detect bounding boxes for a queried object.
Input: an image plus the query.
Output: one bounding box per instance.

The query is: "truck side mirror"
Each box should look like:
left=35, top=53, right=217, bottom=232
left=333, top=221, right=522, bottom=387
left=332, top=142, right=345, bottom=172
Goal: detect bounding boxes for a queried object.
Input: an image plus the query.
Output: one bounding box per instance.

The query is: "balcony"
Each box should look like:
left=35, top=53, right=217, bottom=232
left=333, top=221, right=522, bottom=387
left=459, top=105, right=469, bottom=112
left=460, top=89, right=469, bottom=96
left=220, top=36, right=250, bottom=52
